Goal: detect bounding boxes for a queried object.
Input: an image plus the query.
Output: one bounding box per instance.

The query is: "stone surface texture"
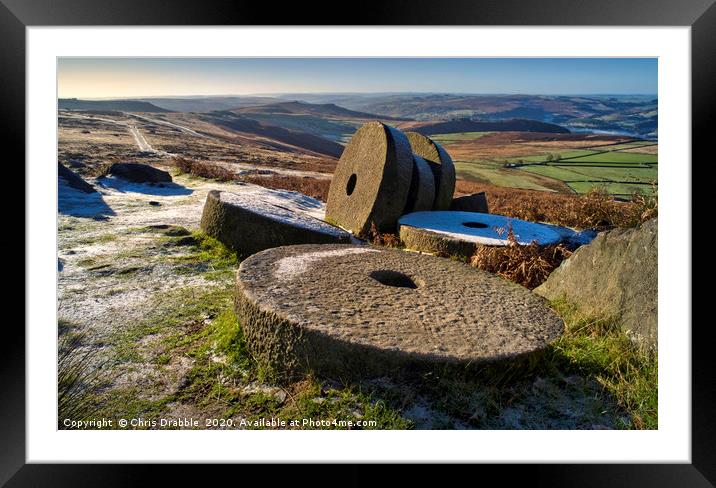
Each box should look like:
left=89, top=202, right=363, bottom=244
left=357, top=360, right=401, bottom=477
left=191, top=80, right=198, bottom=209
left=200, top=190, right=352, bottom=256
left=58, top=162, right=96, bottom=193
left=403, top=155, right=436, bottom=214
left=535, top=218, right=657, bottom=350
left=450, top=192, right=489, bottom=213
left=406, top=132, right=456, bottom=210
left=236, top=244, right=564, bottom=378
left=325, top=121, right=413, bottom=235
left=107, top=162, right=173, bottom=183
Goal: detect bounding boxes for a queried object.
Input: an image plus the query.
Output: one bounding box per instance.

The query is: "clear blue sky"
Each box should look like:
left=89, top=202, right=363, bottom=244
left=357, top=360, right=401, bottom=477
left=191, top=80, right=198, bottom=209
left=58, top=58, right=658, bottom=98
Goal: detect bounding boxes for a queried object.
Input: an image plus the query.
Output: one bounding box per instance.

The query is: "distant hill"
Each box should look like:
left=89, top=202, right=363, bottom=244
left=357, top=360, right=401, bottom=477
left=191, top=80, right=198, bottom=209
left=412, top=118, right=570, bottom=135
left=138, top=96, right=281, bottom=113
left=277, top=93, right=657, bottom=139
left=235, top=100, right=406, bottom=121
left=58, top=98, right=171, bottom=113
left=204, top=112, right=345, bottom=158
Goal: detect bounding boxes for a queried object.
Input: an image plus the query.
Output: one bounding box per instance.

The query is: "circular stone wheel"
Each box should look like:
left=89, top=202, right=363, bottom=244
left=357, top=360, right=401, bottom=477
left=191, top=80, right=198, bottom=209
left=405, top=132, right=456, bottom=210
left=325, top=121, right=413, bottom=235
left=398, top=211, right=565, bottom=258
left=200, top=190, right=352, bottom=256
left=235, top=244, right=564, bottom=379
left=403, top=155, right=436, bottom=214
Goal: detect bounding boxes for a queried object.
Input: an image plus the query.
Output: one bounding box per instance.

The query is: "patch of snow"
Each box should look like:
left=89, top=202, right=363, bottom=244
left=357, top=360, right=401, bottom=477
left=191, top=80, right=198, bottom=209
left=274, top=247, right=379, bottom=281
left=218, top=190, right=347, bottom=237
left=398, top=211, right=565, bottom=246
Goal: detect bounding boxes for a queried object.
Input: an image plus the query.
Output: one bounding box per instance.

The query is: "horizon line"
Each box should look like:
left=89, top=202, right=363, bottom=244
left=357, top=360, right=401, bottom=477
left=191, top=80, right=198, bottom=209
left=60, top=91, right=659, bottom=101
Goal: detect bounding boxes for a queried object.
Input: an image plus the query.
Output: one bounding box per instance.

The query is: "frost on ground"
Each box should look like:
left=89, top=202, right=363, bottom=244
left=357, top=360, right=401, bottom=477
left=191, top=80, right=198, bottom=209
left=58, top=172, right=626, bottom=430
left=58, top=173, right=332, bottom=420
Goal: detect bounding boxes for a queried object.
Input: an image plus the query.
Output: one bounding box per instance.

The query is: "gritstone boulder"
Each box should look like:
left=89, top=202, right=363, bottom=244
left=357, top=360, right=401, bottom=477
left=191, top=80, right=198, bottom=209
left=450, top=192, right=489, bottom=213
left=107, top=162, right=173, bottom=183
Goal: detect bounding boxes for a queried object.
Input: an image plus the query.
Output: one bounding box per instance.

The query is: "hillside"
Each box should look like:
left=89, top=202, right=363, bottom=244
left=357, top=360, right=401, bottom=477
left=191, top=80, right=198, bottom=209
left=138, top=96, right=281, bottom=113
left=235, top=100, right=405, bottom=120
left=204, top=112, right=345, bottom=158
left=58, top=98, right=171, bottom=113
left=409, top=118, right=570, bottom=135
left=277, top=93, right=658, bottom=139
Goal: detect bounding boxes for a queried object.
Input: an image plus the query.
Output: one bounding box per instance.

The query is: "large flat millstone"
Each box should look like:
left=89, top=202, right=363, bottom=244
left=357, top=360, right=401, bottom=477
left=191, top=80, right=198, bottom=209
left=236, top=244, right=564, bottom=379
left=200, top=190, right=351, bottom=256
left=399, top=211, right=566, bottom=257
left=325, top=121, right=413, bottom=235
left=406, top=132, right=456, bottom=210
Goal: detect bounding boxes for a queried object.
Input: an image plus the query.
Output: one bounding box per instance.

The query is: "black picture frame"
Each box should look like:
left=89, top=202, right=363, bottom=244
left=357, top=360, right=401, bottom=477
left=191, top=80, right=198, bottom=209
left=7, top=0, right=711, bottom=483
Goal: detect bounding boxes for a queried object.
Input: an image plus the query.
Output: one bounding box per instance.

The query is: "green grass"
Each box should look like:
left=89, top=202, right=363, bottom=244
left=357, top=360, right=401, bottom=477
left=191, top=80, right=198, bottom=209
left=521, top=164, right=657, bottom=183
left=563, top=151, right=658, bottom=164
left=75, top=224, right=655, bottom=430
left=544, top=299, right=658, bottom=429
left=454, top=161, right=560, bottom=191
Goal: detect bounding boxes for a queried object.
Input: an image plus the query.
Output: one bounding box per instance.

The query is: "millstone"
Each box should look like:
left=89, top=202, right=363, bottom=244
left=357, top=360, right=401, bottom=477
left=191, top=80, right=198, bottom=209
left=235, top=244, right=564, bottom=379
left=403, top=155, right=436, bottom=214
left=200, top=190, right=351, bottom=256
left=398, top=211, right=565, bottom=258
left=450, top=192, right=489, bottom=213
left=325, top=121, right=413, bottom=235
left=405, top=132, right=456, bottom=210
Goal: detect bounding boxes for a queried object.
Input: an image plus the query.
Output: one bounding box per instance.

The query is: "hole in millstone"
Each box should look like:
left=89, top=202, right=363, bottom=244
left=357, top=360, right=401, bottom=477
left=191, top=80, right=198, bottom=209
left=369, top=270, right=418, bottom=289
left=463, top=221, right=488, bottom=229
left=346, top=174, right=357, bottom=196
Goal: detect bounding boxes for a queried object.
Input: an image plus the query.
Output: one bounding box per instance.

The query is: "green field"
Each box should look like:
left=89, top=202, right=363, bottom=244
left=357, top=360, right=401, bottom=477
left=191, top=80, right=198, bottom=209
left=431, top=132, right=493, bottom=143
left=454, top=161, right=560, bottom=192
left=445, top=133, right=658, bottom=197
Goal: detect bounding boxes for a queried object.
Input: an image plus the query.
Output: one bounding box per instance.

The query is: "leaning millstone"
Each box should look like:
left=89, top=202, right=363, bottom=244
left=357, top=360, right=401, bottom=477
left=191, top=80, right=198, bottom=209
left=200, top=190, right=351, bottom=256
left=398, top=211, right=566, bottom=258
left=235, top=244, right=564, bottom=379
left=403, top=155, right=436, bottom=214
left=325, top=121, right=413, bottom=235
left=405, top=132, right=456, bottom=210
left=450, top=192, right=489, bottom=213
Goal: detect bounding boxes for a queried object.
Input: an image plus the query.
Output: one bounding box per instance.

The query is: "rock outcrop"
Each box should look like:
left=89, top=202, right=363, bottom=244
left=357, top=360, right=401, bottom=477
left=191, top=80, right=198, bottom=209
left=58, top=162, right=95, bottom=193
left=535, top=218, right=657, bottom=350
left=108, top=163, right=172, bottom=183
left=450, top=192, right=489, bottom=213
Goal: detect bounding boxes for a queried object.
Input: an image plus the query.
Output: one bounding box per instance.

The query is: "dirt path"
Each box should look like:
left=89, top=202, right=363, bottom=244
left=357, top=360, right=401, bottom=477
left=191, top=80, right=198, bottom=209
left=128, top=113, right=213, bottom=140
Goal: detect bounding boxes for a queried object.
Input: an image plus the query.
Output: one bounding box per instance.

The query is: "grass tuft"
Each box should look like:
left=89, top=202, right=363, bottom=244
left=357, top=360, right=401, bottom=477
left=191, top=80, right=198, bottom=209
left=544, top=298, right=658, bottom=429
left=58, top=323, right=112, bottom=428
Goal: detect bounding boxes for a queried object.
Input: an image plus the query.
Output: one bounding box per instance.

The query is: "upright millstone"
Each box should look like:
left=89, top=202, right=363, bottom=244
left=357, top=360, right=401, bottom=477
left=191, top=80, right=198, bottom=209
left=325, top=121, right=413, bottom=235
left=402, top=155, right=436, bottom=214
left=405, top=132, right=456, bottom=210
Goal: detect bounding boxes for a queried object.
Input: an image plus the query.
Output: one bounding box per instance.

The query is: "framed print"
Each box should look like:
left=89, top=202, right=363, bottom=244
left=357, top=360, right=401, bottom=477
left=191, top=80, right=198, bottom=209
left=8, top=0, right=712, bottom=482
